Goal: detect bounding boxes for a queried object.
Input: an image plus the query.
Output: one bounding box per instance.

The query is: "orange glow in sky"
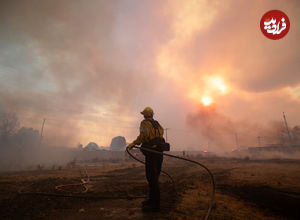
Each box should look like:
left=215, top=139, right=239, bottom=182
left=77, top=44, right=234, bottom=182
left=201, top=96, right=212, bottom=106
left=187, top=76, right=228, bottom=106
left=212, top=77, right=227, bottom=94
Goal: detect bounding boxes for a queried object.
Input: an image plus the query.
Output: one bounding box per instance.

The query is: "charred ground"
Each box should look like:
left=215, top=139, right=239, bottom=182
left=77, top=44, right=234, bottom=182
left=0, top=157, right=299, bottom=220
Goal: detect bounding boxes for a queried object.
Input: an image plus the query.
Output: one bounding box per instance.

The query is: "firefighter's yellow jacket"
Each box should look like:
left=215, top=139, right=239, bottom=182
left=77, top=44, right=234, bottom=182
left=132, top=119, right=164, bottom=148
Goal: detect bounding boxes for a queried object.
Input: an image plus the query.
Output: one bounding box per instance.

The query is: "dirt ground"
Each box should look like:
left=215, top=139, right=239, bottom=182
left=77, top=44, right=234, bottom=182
left=0, top=156, right=299, bottom=220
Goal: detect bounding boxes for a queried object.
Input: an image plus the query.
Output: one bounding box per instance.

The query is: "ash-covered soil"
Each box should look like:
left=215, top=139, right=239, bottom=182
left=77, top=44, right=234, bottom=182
left=0, top=157, right=299, bottom=220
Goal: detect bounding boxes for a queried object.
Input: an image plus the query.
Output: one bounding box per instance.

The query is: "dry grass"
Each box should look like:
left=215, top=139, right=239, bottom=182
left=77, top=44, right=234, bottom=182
left=0, top=158, right=299, bottom=219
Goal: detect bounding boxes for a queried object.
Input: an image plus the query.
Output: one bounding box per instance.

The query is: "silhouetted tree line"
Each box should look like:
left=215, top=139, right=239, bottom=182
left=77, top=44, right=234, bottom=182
left=1, top=112, right=300, bottom=150
left=272, top=121, right=300, bottom=145
left=0, top=112, right=39, bottom=149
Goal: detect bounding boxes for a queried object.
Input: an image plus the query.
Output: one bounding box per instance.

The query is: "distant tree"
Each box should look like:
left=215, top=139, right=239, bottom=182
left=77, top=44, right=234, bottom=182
left=270, top=121, right=289, bottom=144
left=291, top=126, right=300, bottom=144
left=269, top=122, right=300, bottom=145
left=110, top=136, right=126, bottom=151
left=0, top=112, right=20, bottom=147
left=14, top=127, right=39, bottom=148
left=84, top=142, right=99, bottom=151
left=77, top=143, right=83, bottom=150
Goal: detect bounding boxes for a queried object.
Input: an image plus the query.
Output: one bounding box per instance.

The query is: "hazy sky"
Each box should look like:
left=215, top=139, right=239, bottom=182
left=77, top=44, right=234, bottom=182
left=0, top=0, right=299, bottom=151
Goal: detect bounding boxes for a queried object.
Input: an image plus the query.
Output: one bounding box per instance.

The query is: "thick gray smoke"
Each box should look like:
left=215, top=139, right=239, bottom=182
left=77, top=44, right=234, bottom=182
left=186, top=106, right=299, bottom=154
left=0, top=109, right=74, bottom=171
left=1, top=0, right=300, bottom=154
left=0, top=0, right=171, bottom=146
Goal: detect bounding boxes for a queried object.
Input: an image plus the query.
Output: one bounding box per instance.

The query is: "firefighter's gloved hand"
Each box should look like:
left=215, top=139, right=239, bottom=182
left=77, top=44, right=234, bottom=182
left=127, top=143, right=135, bottom=150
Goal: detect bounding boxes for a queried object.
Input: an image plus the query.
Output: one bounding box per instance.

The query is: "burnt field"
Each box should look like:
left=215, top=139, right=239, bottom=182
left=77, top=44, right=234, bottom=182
left=0, top=157, right=299, bottom=220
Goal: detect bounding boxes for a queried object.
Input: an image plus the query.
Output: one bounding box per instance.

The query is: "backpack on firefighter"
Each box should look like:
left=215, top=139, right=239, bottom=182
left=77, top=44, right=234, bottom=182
left=141, top=119, right=170, bottom=155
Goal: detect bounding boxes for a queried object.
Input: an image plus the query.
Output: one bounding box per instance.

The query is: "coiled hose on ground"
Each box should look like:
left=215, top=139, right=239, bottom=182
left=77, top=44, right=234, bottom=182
left=126, top=146, right=215, bottom=220
left=18, top=146, right=215, bottom=219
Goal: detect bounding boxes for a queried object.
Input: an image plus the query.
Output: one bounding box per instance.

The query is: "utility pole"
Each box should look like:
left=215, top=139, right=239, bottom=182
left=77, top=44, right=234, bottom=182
left=235, top=132, right=239, bottom=148
left=165, top=128, right=169, bottom=142
left=282, top=112, right=292, bottom=144
left=257, top=136, right=261, bottom=147
left=39, top=118, right=46, bottom=147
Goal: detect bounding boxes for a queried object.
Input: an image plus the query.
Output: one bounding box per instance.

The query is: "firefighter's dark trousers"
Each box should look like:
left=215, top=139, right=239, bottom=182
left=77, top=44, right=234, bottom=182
left=145, top=153, right=163, bottom=208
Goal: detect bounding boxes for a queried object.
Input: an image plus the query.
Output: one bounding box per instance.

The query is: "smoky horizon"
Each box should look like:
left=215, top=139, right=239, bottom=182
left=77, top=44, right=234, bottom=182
left=0, top=0, right=300, bottom=155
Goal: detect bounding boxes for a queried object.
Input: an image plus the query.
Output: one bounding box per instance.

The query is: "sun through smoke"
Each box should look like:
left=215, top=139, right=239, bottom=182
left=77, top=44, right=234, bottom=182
left=202, top=96, right=212, bottom=106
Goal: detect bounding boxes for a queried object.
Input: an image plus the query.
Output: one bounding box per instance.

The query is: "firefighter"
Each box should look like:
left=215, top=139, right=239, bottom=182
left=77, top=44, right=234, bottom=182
left=127, top=107, right=164, bottom=212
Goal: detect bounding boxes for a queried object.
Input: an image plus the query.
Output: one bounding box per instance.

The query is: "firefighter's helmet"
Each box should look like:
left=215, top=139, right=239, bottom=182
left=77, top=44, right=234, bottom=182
left=140, top=107, right=154, bottom=117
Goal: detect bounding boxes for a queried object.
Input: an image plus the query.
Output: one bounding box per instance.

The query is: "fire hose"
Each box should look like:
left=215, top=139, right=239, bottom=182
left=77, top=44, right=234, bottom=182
left=17, top=146, right=215, bottom=219
left=18, top=165, right=146, bottom=200
left=54, top=166, right=90, bottom=193
left=127, top=146, right=215, bottom=220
